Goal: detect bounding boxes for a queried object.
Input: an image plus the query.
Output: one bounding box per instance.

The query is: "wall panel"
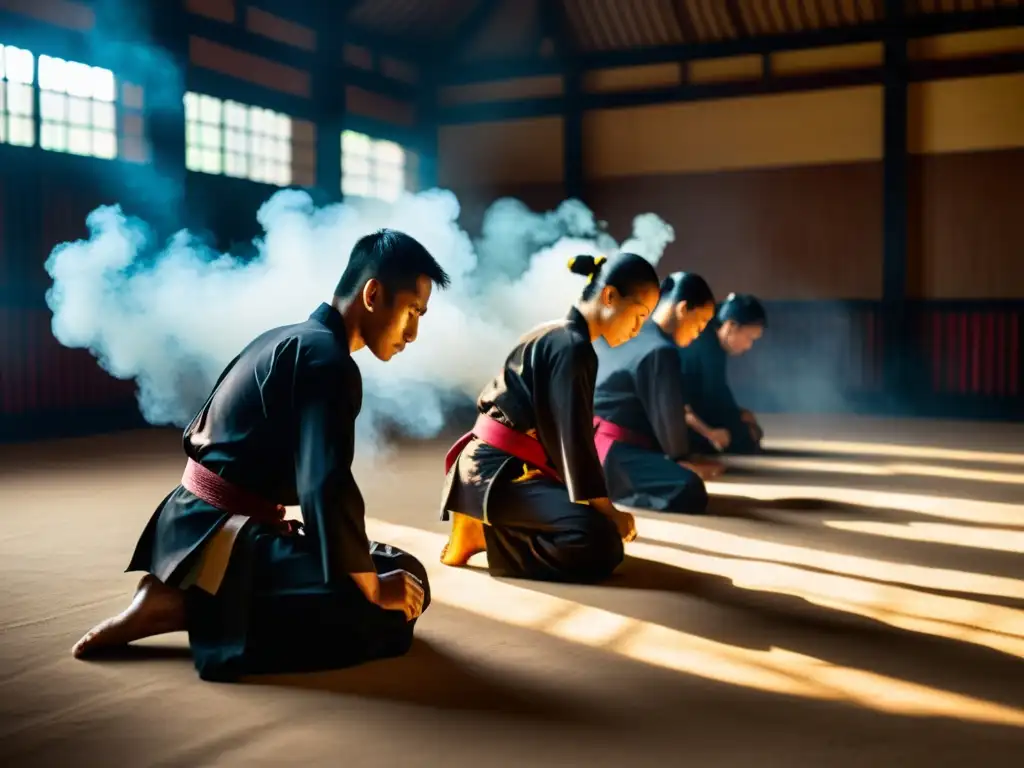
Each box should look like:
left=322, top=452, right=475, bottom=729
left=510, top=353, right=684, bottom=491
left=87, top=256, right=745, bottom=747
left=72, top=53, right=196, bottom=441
left=909, top=73, right=1024, bottom=299
left=587, top=163, right=884, bottom=301
left=438, top=117, right=565, bottom=188
left=583, top=86, right=883, bottom=178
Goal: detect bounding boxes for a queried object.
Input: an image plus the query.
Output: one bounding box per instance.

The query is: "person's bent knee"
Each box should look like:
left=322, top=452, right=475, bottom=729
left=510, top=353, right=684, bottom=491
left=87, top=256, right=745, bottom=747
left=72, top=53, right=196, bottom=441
left=563, top=515, right=624, bottom=583
left=667, top=476, right=710, bottom=515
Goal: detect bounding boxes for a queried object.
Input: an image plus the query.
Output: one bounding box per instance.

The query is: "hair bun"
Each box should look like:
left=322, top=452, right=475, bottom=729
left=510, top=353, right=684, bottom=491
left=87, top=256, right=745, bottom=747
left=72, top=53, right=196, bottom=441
left=568, top=254, right=606, bottom=278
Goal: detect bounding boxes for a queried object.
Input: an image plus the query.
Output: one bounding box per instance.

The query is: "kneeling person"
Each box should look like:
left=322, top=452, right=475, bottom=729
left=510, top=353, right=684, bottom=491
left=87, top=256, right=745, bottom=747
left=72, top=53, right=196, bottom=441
left=593, top=272, right=719, bottom=514
left=679, top=292, right=767, bottom=455
left=72, top=229, right=449, bottom=682
left=439, top=254, right=661, bottom=584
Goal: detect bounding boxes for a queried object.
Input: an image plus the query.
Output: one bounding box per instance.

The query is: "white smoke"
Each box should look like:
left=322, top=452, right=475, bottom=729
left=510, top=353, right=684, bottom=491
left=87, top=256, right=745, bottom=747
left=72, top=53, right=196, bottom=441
left=44, top=188, right=674, bottom=444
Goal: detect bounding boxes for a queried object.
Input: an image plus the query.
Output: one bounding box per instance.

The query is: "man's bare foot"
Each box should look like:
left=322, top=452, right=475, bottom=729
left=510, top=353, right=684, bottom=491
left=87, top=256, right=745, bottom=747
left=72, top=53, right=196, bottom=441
left=440, top=512, right=487, bottom=567
left=71, top=574, right=187, bottom=659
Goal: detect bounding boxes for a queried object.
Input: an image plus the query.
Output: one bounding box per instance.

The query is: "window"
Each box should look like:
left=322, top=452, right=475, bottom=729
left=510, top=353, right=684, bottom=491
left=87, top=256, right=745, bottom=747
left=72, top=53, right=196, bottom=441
left=341, top=130, right=406, bottom=203
left=38, top=55, right=117, bottom=158
left=185, top=92, right=292, bottom=186
left=0, top=43, right=35, bottom=147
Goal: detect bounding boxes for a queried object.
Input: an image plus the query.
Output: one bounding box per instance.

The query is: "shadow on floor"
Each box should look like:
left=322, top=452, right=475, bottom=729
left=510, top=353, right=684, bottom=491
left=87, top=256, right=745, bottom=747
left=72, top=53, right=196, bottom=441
left=250, top=636, right=602, bottom=723
left=592, top=554, right=1024, bottom=710
left=704, top=493, right=1024, bottom=532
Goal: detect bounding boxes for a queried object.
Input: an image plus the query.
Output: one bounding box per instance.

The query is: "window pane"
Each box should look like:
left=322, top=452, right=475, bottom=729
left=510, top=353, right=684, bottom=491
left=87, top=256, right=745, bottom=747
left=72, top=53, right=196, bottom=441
left=201, top=147, right=222, bottom=174
left=275, top=114, right=291, bottom=139
left=249, top=107, right=267, bottom=134
left=373, top=140, right=403, bottom=165
left=68, top=126, right=92, bottom=155
left=186, top=121, right=202, bottom=148
left=65, top=61, right=95, bottom=98
left=93, top=130, right=117, bottom=159
left=38, top=55, right=66, bottom=92
left=249, top=156, right=265, bottom=182
left=275, top=138, right=291, bottom=163
left=41, top=121, right=66, bottom=151
left=224, top=100, right=247, bottom=128
left=93, top=100, right=115, bottom=130
left=224, top=151, right=247, bottom=177
left=184, top=91, right=199, bottom=119
left=342, top=175, right=372, bottom=197
left=5, top=46, right=34, bottom=85
left=68, top=96, right=90, bottom=126
left=40, top=91, right=67, bottom=121
left=375, top=165, right=405, bottom=185
left=9, top=116, right=35, bottom=146
left=225, top=128, right=246, bottom=152
left=342, top=155, right=370, bottom=176
left=201, top=123, right=221, bottom=148
left=186, top=145, right=203, bottom=171
left=199, top=94, right=222, bottom=123
left=342, top=130, right=370, bottom=155
left=8, top=83, right=34, bottom=116
left=273, top=162, right=291, bottom=187
left=91, top=67, right=116, bottom=102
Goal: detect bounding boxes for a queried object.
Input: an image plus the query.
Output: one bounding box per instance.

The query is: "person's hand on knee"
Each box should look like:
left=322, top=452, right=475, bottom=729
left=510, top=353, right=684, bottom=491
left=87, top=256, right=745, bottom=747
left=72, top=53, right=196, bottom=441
left=610, top=508, right=637, bottom=543
left=589, top=497, right=638, bottom=543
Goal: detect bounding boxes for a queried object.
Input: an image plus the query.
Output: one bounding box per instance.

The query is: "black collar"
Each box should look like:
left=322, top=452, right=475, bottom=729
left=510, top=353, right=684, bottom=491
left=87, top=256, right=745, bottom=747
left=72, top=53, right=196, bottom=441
left=643, top=317, right=674, bottom=345
left=566, top=305, right=589, bottom=336
left=310, top=303, right=348, bottom=345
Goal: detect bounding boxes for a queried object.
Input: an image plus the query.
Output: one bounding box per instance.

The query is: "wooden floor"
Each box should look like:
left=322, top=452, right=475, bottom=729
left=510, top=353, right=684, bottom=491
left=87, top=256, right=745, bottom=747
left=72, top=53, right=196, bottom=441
left=1, top=415, right=1023, bottom=767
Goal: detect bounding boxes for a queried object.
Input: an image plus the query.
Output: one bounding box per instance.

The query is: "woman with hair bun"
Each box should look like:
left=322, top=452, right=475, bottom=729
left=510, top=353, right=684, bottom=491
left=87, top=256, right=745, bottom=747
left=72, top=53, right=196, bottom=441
left=439, top=252, right=661, bottom=583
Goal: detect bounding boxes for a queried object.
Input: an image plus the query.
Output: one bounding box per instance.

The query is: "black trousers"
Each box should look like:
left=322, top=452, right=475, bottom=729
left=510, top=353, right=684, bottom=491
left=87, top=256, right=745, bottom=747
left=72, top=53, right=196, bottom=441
left=482, top=475, right=624, bottom=585
left=602, top=442, right=710, bottom=514
left=186, top=529, right=430, bottom=682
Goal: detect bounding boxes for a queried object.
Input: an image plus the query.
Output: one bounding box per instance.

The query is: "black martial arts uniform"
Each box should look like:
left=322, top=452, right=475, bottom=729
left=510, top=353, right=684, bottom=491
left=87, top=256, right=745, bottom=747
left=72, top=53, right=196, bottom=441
left=679, top=319, right=762, bottom=455
left=128, top=303, right=430, bottom=682
left=440, top=308, right=624, bottom=584
left=593, top=322, right=709, bottom=514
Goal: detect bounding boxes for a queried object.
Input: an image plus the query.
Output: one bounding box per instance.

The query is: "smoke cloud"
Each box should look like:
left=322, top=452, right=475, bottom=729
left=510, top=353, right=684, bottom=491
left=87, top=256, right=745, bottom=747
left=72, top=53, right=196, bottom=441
left=44, top=189, right=675, bottom=445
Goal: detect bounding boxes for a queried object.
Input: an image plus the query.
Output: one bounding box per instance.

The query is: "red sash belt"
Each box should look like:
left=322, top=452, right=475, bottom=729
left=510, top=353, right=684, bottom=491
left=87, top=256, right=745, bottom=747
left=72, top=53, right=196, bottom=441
left=182, top=458, right=296, bottom=532
left=444, top=414, right=562, bottom=483
left=593, top=416, right=653, bottom=464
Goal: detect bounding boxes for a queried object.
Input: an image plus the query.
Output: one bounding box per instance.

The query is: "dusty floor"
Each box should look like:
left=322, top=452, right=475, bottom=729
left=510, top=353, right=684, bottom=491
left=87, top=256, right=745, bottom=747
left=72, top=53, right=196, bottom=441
left=1, top=414, right=1023, bottom=767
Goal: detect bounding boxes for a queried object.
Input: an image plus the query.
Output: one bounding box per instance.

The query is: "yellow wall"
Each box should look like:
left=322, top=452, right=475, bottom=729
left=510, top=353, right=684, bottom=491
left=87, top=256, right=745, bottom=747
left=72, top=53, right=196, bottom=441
left=584, top=86, right=883, bottom=178
left=909, top=73, right=1024, bottom=154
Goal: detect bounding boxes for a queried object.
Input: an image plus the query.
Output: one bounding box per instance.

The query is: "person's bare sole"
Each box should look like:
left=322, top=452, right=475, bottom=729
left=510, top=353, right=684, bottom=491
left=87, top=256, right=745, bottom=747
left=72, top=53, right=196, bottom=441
left=71, top=574, right=187, bottom=659
left=440, top=512, right=487, bottom=567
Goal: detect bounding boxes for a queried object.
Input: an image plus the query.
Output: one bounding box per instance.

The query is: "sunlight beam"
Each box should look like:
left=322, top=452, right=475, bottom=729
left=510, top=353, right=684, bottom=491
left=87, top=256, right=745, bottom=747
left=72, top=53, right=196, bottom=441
left=764, top=438, right=1024, bottom=467
left=357, top=517, right=1024, bottom=728
left=702, top=481, right=1024, bottom=528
